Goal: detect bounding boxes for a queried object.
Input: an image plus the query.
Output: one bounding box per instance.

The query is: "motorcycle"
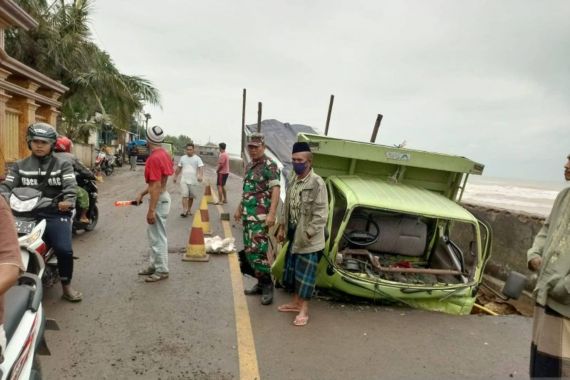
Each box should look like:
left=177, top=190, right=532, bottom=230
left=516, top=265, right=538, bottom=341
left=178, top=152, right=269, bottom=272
left=113, top=152, right=123, bottom=168
left=0, top=223, right=56, bottom=380
left=94, top=151, right=113, bottom=176
left=6, top=188, right=61, bottom=288
left=72, top=176, right=99, bottom=234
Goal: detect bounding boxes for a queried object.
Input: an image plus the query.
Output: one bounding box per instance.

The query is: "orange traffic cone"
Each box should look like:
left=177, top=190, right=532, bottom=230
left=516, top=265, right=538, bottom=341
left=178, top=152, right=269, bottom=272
left=199, top=196, right=211, bottom=235
left=204, top=183, right=214, bottom=204
left=182, top=213, right=210, bottom=262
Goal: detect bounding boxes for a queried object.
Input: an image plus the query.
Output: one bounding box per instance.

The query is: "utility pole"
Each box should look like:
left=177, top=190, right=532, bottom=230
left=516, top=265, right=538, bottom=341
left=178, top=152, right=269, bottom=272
left=370, top=114, right=383, bottom=143
left=257, top=102, right=262, bottom=133
left=241, top=89, right=246, bottom=156
left=144, top=113, right=151, bottom=139
left=324, top=94, right=334, bottom=136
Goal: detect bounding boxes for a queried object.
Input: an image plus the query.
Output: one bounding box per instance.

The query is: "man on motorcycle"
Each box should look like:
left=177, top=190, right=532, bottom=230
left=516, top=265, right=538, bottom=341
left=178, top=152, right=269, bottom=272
left=0, top=122, right=83, bottom=302
left=0, top=196, right=24, bottom=362
left=54, top=136, right=95, bottom=224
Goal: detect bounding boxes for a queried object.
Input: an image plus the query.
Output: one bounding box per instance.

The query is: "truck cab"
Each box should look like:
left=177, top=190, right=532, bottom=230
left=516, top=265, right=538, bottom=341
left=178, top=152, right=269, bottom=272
left=271, top=133, right=491, bottom=315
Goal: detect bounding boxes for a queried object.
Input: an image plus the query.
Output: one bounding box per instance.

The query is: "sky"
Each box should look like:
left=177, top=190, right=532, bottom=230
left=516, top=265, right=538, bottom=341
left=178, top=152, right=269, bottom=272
left=89, top=0, right=569, bottom=182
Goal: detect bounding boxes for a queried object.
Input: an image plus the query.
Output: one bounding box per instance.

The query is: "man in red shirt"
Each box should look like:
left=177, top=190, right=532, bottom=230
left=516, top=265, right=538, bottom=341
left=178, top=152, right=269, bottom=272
left=216, top=142, right=230, bottom=204
left=135, top=125, right=174, bottom=282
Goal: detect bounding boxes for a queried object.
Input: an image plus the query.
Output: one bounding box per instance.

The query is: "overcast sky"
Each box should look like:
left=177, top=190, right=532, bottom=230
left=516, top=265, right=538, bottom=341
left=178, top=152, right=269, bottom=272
left=90, top=0, right=569, bottom=181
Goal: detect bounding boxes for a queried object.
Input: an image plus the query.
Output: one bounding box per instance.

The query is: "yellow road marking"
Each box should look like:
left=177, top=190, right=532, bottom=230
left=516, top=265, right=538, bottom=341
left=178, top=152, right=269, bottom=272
left=218, top=204, right=260, bottom=380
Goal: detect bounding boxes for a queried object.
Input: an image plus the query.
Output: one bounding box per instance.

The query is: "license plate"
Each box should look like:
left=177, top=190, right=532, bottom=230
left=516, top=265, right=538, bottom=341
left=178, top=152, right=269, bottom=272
left=15, top=220, right=35, bottom=235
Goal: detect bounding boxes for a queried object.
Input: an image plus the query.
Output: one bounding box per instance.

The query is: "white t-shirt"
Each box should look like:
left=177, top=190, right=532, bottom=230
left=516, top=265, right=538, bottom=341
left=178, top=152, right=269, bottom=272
left=178, top=155, right=204, bottom=184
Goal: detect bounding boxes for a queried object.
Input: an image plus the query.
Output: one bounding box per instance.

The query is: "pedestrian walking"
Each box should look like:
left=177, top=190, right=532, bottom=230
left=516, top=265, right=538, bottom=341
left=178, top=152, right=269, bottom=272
left=129, top=145, right=137, bottom=171
left=216, top=142, right=230, bottom=204
left=234, top=133, right=281, bottom=305
left=173, top=143, right=204, bottom=217
left=135, top=125, right=174, bottom=282
left=527, top=154, right=570, bottom=378
left=276, top=142, right=328, bottom=326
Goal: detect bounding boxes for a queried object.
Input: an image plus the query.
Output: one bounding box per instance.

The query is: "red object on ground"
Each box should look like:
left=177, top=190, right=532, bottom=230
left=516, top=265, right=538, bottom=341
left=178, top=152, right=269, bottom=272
left=114, top=200, right=140, bottom=207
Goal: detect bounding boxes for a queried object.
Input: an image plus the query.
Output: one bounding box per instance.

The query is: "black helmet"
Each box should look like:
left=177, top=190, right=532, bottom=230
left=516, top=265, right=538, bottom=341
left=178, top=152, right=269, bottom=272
left=27, top=122, right=57, bottom=150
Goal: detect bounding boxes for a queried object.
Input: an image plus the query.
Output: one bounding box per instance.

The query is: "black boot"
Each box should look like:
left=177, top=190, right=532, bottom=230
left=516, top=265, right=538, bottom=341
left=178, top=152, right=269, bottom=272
left=244, top=282, right=262, bottom=296
left=260, top=277, right=274, bottom=305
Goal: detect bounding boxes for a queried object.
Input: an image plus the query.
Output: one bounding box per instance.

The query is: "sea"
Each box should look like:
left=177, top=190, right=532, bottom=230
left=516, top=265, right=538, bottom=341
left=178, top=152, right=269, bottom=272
left=462, top=176, right=568, bottom=217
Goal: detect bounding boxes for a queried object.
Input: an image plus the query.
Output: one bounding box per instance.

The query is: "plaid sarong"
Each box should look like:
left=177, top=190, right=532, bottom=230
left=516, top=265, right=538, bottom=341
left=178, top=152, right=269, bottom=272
left=530, top=304, right=570, bottom=378
left=283, top=249, right=320, bottom=300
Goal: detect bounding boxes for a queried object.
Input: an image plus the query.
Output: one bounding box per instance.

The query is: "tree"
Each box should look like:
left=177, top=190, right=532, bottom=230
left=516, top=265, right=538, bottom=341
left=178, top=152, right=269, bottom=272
left=5, top=0, right=161, bottom=142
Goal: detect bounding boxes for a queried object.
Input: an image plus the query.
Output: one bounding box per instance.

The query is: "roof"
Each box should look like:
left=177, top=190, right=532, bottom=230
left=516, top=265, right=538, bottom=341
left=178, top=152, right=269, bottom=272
left=330, top=176, right=478, bottom=223
left=299, top=133, right=484, bottom=175
left=0, top=0, right=38, bottom=30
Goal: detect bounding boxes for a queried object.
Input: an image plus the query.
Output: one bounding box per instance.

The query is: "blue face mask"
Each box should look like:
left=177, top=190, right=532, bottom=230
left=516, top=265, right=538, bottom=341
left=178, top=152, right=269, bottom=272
left=293, top=162, right=307, bottom=175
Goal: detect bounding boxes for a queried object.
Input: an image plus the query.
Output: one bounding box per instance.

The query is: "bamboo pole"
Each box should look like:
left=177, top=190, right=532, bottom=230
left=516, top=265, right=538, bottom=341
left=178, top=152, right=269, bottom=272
left=257, top=102, right=262, bottom=133
left=324, top=94, right=334, bottom=136
left=370, top=114, right=383, bottom=143
left=241, top=89, right=246, bottom=157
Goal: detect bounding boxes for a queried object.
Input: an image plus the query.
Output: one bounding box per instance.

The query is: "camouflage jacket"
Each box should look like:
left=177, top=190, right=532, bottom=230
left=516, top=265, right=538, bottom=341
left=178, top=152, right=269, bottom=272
left=241, top=155, right=280, bottom=222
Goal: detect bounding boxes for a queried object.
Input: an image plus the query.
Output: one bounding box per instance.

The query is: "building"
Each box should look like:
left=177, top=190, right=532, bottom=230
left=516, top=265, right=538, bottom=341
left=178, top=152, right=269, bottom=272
left=0, top=0, right=67, bottom=177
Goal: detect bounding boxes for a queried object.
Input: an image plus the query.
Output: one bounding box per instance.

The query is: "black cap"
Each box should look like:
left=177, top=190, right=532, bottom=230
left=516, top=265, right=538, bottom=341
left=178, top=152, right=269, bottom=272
left=292, top=142, right=311, bottom=154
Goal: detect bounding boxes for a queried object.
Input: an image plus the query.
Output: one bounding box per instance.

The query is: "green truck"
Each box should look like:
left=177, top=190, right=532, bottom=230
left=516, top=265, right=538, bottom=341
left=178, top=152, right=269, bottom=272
left=271, top=133, right=492, bottom=315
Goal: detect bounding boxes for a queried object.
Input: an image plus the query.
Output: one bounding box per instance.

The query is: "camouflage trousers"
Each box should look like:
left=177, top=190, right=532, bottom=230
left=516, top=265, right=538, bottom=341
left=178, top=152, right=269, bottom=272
left=243, top=221, right=270, bottom=276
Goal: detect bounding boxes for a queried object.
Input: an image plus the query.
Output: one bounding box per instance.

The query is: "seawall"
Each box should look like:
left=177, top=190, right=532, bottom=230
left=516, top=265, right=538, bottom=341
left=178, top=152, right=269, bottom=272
left=463, top=203, right=545, bottom=288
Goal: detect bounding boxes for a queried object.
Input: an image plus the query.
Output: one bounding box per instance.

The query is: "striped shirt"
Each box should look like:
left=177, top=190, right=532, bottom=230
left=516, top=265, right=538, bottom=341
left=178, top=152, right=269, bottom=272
left=289, top=171, right=312, bottom=226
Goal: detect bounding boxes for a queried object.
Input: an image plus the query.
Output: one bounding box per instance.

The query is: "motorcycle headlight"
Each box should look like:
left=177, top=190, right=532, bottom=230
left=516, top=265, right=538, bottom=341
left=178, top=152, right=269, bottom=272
left=10, top=195, right=39, bottom=212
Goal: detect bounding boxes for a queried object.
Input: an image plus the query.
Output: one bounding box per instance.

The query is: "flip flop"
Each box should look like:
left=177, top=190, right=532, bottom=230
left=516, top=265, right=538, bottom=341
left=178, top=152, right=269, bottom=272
left=278, top=304, right=301, bottom=313
left=62, top=290, right=83, bottom=302
left=293, top=315, right=309, bottom=326
left=180, top=212, right=188, bottom=217
left=145, top=272, right=169, bottom=282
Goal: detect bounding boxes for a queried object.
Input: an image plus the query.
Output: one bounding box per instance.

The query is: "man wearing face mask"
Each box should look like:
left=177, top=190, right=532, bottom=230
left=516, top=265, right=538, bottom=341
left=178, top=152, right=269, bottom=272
left=276, top=142, right=328, bottom=326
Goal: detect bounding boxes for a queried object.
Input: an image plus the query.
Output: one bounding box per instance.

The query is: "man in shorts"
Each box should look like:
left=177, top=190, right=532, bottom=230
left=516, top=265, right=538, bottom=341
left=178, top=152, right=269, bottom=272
left=173, top=143, right=204, bottom=217
left=216, top=142, right=230, bottom=204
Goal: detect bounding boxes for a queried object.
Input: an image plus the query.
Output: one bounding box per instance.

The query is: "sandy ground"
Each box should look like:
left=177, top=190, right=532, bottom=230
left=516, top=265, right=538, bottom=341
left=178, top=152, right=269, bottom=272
left=40, top=164, right=533, bottom=380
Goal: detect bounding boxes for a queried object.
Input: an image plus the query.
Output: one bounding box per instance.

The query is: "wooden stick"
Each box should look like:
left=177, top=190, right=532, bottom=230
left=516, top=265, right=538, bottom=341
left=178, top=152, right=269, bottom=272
left=325, top=94, right=334, bottom=136
left=370, top=114, right=383, bottom=143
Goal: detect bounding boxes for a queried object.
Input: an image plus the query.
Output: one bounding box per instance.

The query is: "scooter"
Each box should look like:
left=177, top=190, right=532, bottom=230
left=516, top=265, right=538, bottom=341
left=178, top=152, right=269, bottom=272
left=113, top=152, right=123, bottom=168
left=72, top=176, right=99, bottom=234
left=6, top=188, right=60, bottom=288
left=0, top=224, right=56, bottom=380
left=94, top=151, right=113, bottom=176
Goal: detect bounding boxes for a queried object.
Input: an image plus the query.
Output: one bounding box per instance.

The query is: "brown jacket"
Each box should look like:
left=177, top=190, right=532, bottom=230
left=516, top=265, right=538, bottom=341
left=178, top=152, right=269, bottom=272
left=280, top=170, right=328, bottom=254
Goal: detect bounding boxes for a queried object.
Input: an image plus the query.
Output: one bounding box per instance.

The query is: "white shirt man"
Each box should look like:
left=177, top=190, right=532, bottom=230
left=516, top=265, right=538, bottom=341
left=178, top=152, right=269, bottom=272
left=173, top=144, right=204, bottom=217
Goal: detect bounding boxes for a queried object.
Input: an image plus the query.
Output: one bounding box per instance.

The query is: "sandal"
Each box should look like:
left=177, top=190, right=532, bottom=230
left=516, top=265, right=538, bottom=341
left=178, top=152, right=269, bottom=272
left=293, top=315, right=309, bottom=326
left=180, top=212, right=188, bottom=218
left=278, top=304, right=301, bottom=313
left=63, top=290, right=83, bottom=302
left=145, top=272, right=169, bottom=282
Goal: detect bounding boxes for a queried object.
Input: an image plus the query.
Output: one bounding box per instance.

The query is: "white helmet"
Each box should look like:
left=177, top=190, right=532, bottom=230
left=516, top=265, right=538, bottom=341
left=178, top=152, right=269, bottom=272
left=146, top=125, right=165, bottom=144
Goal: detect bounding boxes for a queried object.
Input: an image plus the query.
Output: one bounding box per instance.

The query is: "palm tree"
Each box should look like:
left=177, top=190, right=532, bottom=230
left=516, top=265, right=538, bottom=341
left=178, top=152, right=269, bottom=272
left=5, top=0, right=161, bottom=142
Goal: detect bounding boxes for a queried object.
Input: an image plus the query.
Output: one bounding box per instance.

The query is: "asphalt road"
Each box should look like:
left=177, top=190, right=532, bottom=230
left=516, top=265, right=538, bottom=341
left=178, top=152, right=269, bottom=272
left=40, top=164, right=533, bottom=380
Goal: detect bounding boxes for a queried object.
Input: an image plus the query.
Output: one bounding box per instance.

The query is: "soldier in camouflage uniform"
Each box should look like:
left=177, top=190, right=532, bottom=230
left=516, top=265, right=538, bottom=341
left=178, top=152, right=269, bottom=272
left=234, top=132, right=281, bottom=305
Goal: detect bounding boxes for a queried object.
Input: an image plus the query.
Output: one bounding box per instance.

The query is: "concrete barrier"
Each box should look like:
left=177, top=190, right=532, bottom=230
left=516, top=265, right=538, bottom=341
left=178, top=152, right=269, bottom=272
left=462, top=203, right=545, bottom=289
